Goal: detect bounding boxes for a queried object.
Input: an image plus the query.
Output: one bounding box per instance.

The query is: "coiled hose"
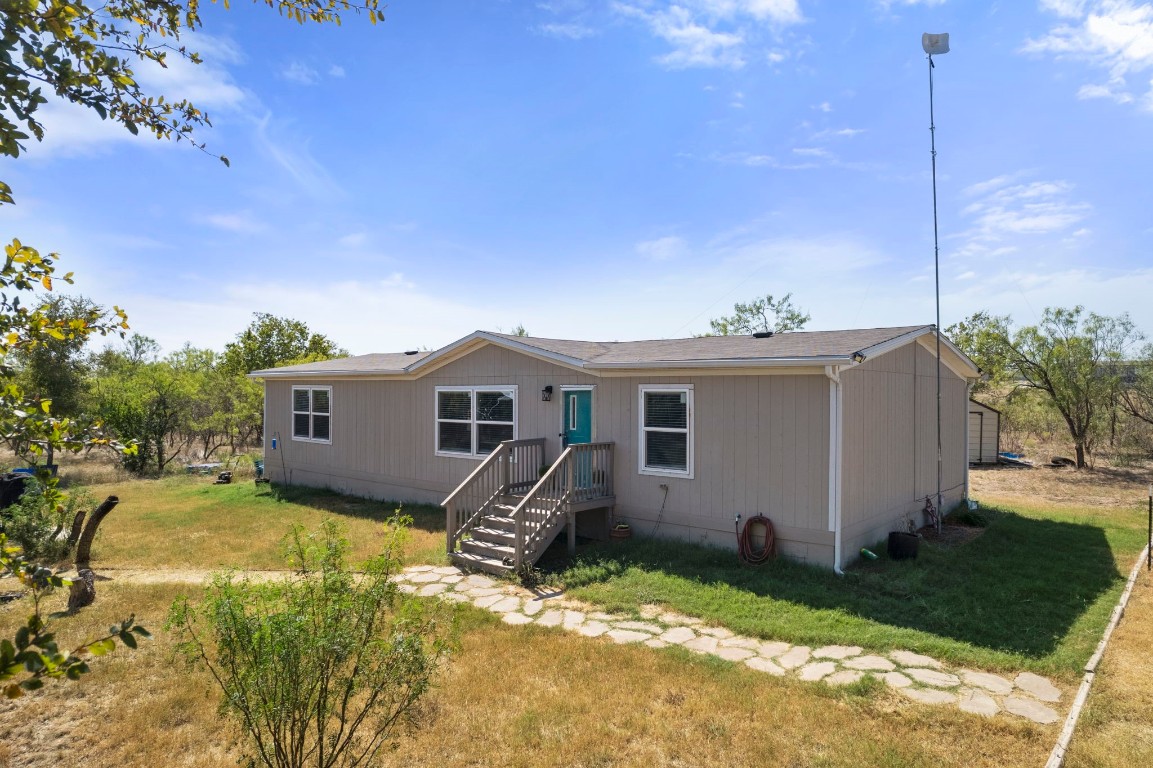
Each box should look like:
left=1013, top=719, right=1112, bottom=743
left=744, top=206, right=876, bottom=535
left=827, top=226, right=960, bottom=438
left=737, top=514, right=775, bottom=565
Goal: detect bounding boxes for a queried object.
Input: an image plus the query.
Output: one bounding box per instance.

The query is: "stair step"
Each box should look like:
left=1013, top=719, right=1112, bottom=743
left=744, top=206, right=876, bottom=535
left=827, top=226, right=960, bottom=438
left=483, top=515, right=516, bottom=531
left=450, top=551, right=513, bottom=575
left=471, top=526, right=515, bottom=544
left=461, top=539, right=515, bottom=560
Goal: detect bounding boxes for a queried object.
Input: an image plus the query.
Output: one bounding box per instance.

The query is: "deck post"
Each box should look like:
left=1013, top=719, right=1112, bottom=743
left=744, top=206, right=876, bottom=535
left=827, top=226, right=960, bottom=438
left=567, top=510, right=576, bottom=555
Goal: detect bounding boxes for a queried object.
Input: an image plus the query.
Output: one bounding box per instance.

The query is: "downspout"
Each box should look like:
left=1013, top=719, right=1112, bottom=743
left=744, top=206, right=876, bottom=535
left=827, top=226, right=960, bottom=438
left=964, top=381, right=974, bottom=502
left=825, top=365, right=845, bottom=576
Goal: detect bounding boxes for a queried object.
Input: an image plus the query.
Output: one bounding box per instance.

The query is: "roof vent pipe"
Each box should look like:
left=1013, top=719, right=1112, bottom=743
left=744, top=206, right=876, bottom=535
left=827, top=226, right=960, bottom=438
left=404, top=350, right=420, bottom=356
left=752, top=331, right=774, bottom=339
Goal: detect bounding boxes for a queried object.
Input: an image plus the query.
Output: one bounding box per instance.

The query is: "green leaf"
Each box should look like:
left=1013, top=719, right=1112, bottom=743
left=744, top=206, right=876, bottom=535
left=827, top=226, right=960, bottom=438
left=86, top=638, right=115, bottom=656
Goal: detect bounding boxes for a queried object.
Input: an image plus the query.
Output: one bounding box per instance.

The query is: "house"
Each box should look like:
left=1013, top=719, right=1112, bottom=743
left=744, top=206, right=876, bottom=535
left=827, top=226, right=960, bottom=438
left=967, top=400, right=1001, bottom=465
left=251, top=325, right=980, bottom=574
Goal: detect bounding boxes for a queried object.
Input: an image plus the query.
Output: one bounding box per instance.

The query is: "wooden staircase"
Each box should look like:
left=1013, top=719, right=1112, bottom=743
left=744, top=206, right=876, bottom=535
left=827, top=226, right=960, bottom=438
left=444, top=439, right=615, bottom=575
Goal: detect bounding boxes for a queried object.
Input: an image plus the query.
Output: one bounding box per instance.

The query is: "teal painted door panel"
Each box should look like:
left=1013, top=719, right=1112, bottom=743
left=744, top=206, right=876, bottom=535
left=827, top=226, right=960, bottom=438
left=563, top=390, right=593, bottom=446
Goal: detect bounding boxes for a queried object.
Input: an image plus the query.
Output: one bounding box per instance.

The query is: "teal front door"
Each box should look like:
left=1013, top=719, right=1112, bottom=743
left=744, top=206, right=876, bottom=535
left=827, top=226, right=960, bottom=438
left=562, top=389, right=593, bottom=446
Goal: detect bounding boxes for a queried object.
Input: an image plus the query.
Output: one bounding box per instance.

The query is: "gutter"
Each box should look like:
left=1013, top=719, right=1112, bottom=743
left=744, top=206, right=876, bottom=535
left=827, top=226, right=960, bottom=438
left=825, top=364, right=847, bottom=576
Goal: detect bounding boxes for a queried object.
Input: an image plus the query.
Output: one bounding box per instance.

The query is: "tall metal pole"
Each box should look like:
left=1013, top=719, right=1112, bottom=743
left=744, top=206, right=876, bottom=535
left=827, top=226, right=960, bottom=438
left=929, top=53, right=943, bottom=533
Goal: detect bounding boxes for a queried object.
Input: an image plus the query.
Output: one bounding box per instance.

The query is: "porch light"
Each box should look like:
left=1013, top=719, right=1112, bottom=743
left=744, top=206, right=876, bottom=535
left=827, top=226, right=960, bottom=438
left=541, top=385, right=553, bottom=402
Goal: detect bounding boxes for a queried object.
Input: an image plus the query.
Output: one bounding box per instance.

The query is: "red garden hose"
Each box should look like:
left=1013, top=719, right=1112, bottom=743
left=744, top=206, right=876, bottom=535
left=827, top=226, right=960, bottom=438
left=737, top=514, right=775, bottom=565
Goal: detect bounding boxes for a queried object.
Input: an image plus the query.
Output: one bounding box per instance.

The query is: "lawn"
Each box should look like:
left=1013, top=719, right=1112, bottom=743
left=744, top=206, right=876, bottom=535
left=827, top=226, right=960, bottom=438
left=79, top=475, right=448, bottom=570
left=548, top=498, right=1146, bottom=677
left=0, top=467, right=1147, bottom=767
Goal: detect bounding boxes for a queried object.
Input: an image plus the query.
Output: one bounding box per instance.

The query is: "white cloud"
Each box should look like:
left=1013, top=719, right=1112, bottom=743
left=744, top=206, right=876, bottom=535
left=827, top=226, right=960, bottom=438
left=636, top=235, right=690, bottom=261
left=537, top=22, right=598, bottom=39
left=339, top=232, right=368, bottom=247
left=204, top=211, right=266, bottom=234
left=814, top=101, right=833, bottom=112
left=282, top=61, right=320, bottom=86
left=792, top=146, right=832, bottom=157
left=329, top=64, right=346, bottom=78
left=612, top=0, right=804, bottom=70
left=956, top=175, right=1092, bottom=258
left=811, top=127, right=865, bottom=139
left=1023, top=1, right=1153, bottom=111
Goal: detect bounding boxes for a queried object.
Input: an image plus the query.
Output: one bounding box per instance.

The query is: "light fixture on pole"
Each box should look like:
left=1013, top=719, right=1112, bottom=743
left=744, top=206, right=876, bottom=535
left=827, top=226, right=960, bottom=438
left=922, top=31, right=949, bottom=533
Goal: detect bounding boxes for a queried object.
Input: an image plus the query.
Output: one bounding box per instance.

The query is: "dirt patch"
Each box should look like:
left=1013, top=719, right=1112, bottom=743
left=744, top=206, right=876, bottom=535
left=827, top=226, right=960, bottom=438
left=971, top=463, right=1152, bottom=508
left=919, top=522, right=986, bottom=548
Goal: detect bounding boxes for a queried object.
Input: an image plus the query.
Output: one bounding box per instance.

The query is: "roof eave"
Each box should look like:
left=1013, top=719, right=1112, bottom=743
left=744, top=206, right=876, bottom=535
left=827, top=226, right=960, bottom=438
left=590, top=355, right=854, bottom=370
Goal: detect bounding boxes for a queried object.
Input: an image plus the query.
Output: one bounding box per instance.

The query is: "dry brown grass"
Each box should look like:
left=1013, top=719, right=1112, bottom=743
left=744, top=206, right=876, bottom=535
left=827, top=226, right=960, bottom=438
left=970, top=462, right=1152, bottom=508
left=0, top=581, right=1055, bottom=768
left=1064, top=567, right=1153, bottom=767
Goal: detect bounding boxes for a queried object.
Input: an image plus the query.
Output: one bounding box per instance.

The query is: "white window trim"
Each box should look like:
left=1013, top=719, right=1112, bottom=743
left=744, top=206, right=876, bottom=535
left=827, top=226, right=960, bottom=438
left=434, top=385, right=518, bottom=459
left=291, top=385, right=333, bottom=445
left=638, top=384, right=694, bottom=479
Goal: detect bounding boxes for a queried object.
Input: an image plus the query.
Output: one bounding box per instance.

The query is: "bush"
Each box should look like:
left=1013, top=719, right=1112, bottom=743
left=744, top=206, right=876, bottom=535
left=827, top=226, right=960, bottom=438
left=1, top=479, right=93, bottom=562
left=169, top=516, right=454, bottom=768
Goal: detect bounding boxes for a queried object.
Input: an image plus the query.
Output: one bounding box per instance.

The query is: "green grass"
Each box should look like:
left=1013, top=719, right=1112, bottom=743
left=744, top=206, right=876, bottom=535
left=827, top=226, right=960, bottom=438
left=549, top=502, right=1148, bottom=678
left=84, top=474, right=448, bottom=570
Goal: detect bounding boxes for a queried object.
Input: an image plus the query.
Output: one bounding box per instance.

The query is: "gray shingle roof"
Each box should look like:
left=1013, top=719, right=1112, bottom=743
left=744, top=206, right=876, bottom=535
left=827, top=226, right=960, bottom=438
left=252, top=326, right=937, bottom=377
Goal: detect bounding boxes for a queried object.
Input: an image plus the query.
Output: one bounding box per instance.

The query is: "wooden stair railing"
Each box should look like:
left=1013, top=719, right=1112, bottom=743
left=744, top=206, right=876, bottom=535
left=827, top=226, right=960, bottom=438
left=444, top=438, right=546, bottom=557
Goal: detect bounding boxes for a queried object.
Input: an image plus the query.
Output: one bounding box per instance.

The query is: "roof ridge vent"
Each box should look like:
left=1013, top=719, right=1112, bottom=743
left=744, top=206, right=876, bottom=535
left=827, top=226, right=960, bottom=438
left=404, top=350, right=420, bottom=355
left=752, top=331, right=774, bottom=339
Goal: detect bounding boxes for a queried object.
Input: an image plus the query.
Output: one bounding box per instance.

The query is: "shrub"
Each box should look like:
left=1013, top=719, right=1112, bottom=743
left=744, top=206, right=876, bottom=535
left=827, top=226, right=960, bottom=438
left=169, top=516, right=454, bottom=768
left=1, top=479, right=93, bottom=562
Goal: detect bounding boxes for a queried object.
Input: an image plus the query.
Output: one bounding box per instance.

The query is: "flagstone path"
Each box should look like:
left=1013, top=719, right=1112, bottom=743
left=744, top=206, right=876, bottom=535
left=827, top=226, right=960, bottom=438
left=396, top=564, right=1065, bottom=726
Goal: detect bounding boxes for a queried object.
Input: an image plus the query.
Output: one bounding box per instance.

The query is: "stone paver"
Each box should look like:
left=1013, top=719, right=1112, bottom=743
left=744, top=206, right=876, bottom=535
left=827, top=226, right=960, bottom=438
left=825, top=670, right=864, bottom=686
left=535, top=609, right=564, bottom=627
left=776, top=646, right=811, bottom=670
left=397, top=583, right=417, bottom=594
left=615, top=621, right=662, bottom=634
left=812, top=645, right=862, bottom=660
left=396, top=565, right=1063, bottom=725
left=843, top=655, right=895, bottom=672
left=958, top=688, right=1000, bottom=717
left=960, top=670, right=1014, bottom=695
left=1003, top=696, right=1060, bottom=724
left=608, top=630, right=650, bottom=644
left=889, top=650, right=941, bottom=669
left=1015, top=672, right=1061, bottom=702
left=473, top=594, right=504, bottom=609
left=490, top=597, right=522, bottom=613
left=880, top=672, right=913, bottom=689
left=719, top=637, right=761, bottom=650
left=905, top=667, right=961, bottom=688
left=562, top=611, right=586, bottom=630
left=799, top=661, right=837, bottom=682
left=578, top=621, right=610, bottom=638
left=745, top=657, right=786, bottom=676
left=758, top=641, right=792, bottom=658
left=659, top=626, right=697, bottom=645
left=716, top=646, right=756, bottom=662
left=901, top=688, right=958, bottom=706
left=682, top=636, right=720, bottom=655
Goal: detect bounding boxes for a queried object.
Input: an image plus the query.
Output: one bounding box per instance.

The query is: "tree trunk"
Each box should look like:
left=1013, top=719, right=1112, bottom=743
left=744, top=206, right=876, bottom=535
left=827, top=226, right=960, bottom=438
left=67, top=567, right=95, bottom=612
left=1075, top=443, right=1086, bottom=469
left=66, top=509, right=87, bottom=548
left=73, top=496, right=119, bottom=568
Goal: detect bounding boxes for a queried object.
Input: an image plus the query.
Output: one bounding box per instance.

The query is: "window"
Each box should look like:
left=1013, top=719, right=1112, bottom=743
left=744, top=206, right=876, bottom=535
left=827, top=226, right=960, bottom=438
left=292, top=386, right=331, bottom=443
left=639, top=385, right=693, bottom=478
left=436, top=386, right=517, bottom=458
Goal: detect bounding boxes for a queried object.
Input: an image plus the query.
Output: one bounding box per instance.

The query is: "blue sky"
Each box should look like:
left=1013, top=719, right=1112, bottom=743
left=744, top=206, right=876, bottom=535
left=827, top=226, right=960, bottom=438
left=2, top=0, right=1152, bottom=355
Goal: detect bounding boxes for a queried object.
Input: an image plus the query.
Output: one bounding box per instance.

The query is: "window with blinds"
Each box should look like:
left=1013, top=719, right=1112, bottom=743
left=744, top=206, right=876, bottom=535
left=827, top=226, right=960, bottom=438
left=292, top=386, right=332, bottom=444
left=435, top=386, right=517, bottom=458
left=639, top=385, right=693, bottom=477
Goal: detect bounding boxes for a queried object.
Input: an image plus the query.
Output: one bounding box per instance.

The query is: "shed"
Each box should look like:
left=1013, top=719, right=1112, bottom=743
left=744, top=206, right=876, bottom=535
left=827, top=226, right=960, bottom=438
left=967, top=399, right=1000, bottom=465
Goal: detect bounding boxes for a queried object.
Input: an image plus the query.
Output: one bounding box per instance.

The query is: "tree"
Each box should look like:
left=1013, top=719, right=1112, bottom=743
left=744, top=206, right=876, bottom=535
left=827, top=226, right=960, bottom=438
left=10, top=295, right=103, bottom=465
left=221, top=313, right=345, bottom=376
left=702, top=293, right=810, bottom=336
left=169, top=518, right=452, bottom=768
left=948, top=307, right=1143, bottom=468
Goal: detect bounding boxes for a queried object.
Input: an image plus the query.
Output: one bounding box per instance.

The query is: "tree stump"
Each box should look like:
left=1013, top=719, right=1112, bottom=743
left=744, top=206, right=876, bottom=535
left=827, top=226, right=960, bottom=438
left=67, top=567, right=96, bottom=611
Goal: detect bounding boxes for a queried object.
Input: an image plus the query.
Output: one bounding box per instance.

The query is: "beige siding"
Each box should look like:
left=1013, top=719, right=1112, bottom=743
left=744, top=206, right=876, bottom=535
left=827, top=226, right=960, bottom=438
left=264, top=343, right=833, bottom=566
left=839, top=340, right=969, bottom=558
left=968, top=401, right=1000, bottom=463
